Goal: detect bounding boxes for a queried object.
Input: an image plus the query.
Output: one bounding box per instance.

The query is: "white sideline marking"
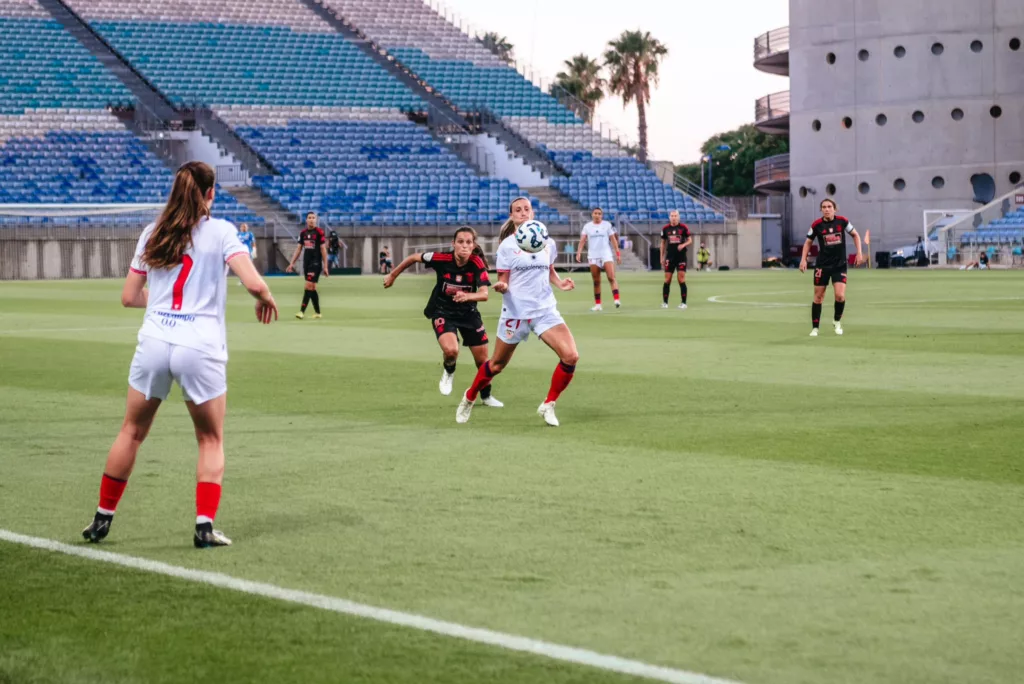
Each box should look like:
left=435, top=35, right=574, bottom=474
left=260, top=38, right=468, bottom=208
left=0, top=529, right=740, bottom=684
left=706, top=291, right=803, bottom=308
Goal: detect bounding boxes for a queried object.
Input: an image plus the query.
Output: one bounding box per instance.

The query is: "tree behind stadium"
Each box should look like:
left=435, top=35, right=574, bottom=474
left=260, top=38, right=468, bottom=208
left=604, top=30, right=668, bottom=164
left=551, top=54, right=606, bottom=124
left=479, top=32, right=515, bottom=64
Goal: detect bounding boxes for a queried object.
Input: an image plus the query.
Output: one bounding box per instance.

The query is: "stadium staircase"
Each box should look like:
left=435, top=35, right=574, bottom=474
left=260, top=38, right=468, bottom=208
left=523, top=186, right=586, bottom=218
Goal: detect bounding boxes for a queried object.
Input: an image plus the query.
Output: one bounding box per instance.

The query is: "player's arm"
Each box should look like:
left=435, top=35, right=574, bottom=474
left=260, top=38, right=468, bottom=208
left=799, top=237, right=813, bottom=273
left=575, top=232, right=587, bottom=262
left=493, top=270, right=510, bottom=293
left=660, top=236, right=667, bottom=266
left=120, top=270, right=148, bottom=308
left=229, top=254, right=278, bottom=324
left=320, top=242, right=329, bottom=276
left=847, top=224, right=865, bottom=265
left=549, top=263, right=575, bottom=291
left=609, top=232, right=621, bottom=264
left=453, top=285, right=488, bottom=303
left=680, top=234, right=693, bottom=251
left=285, top=243, right=301, bottom=272
left=383, top=253, right=423, bottom=288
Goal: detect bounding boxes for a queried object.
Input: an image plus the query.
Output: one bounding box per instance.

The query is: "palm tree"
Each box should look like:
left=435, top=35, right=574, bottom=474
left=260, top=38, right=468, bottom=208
left=479, top=32, right=514, bottom=63
left=551, top=54, right=605, bottom=123
left=604, top=30, right=669, bottom=163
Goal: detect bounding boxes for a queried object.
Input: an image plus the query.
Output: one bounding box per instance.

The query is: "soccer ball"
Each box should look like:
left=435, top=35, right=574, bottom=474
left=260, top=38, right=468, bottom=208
left=515, top=220, right=549, bottom=253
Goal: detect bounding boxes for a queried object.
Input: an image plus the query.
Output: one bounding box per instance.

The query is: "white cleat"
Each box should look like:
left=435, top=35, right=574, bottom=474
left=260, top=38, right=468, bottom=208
left=678, top=303, right=688, bottom=310
left=591, top=303, right=603, bottom=312
left=455, top=392, right=475, bottom=423
left=661, top=302, right=669, bottom=309
left=481, top=395, right=504, bottom=408
left=834, top=321, right=844, bottom=336
left=614, top=300, right=621, bottom=308
left=537, top=401, right=559, bottom=427
left=809, top=328, right=819, bottom=337
left=439, top=371, right=454, bottom=396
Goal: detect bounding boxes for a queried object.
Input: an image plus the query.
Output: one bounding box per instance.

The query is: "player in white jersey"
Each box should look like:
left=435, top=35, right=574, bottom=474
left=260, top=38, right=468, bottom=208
left=575, top=207, right=621, bottom=311
left=457, top=197, right=578, bottom=427
left=81, top=162, right=279, bottom=549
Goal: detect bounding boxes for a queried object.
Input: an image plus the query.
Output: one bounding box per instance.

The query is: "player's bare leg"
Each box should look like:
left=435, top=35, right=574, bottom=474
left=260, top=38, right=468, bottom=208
left=186, top=395, right=232, bottom=548
left=470, top=343, right=502, bottom=407
left=537, top=324, right=579, bottom=427
left=810, top=284, right=827, bottom=336
left=458, top=340, right=516, bottom=423
left=604, top=261, right=620, bottom=307
left=437, top=332, right=459, bottom=396
left=589, top=264, right=602, bottom=311
left=83, top=387, right=161, bottom=542
left=832, top=282, right=847, bottom=335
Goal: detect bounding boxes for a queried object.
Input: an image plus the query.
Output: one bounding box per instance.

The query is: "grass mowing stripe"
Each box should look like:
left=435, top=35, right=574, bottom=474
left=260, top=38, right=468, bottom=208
left=0, top=530, right=741, bottom=684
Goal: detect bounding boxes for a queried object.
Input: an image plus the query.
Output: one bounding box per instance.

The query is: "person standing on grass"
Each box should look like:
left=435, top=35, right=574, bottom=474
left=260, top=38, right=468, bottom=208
left=379, top=246, right=393, bottom=274
left=456, top=197, right=578, bottom=427
left=81, top=161, right=278, bottom=549
left=576, top=207, right=621, bottom=311
left=799, top=198, right=864, bottom=337
left=660, top=210, right=692, bottom=309
left=285, top=212, right=328, bottom=319
left=383, top=226, right=502, bottom=407
left=326, top=228, right=344, bottom=271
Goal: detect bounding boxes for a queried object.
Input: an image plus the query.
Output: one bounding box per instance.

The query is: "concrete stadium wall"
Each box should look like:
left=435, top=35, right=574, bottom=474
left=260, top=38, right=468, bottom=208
left=788, top=0, right=1024, bottom=250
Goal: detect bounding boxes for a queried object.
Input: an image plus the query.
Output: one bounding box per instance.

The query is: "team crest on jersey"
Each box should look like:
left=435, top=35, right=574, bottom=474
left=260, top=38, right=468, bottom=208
left=455, top=275, right=462, bottom=283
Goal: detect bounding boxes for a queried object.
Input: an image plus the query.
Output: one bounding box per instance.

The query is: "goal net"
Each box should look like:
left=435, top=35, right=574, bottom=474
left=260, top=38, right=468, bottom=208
left=0, top=204, right=163, bottom=280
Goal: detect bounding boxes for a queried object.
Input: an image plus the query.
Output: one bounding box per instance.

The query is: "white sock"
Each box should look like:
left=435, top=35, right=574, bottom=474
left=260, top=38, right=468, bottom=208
left=196, top=515, right=214, bottom=525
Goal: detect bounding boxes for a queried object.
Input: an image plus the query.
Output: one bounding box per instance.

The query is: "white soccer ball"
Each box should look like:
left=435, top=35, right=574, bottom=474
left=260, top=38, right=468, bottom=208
left=514, top=220, right=549, bottom=253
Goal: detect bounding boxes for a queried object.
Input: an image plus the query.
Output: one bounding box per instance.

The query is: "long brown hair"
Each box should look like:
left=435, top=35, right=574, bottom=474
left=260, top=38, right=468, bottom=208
left=454, top=225, right=487, bottom=268
left=143, top=161, right=215, bottom=269
left=499, top=196, right=533, bottom=241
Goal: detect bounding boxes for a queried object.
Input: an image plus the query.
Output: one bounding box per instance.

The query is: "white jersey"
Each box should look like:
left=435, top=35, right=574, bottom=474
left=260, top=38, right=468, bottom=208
left=496, top=234, right=558, bottom=319
left=581, top=220, right=616, bottom=261
left=130, top=217, right=248, bottom=361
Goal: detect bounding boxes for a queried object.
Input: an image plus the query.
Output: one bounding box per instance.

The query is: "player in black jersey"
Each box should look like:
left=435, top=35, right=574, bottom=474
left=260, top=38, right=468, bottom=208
left=800, top=199, right=864, bottom=336
left=383, top=226, right=503, bottom=407
left=286, top=212, right=329, bottom=319
left=660, top=210, right=693, bottom=309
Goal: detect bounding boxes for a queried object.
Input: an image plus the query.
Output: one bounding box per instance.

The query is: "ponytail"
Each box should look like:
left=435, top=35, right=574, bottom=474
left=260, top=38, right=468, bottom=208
left=143, top=161, right=215, bottom=269
left=471, top=244, right=488, bottom=269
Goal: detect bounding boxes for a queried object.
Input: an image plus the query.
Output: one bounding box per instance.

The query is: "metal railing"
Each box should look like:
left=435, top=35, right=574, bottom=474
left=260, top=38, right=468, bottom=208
left=215, top=164, right=249, bottom=187
left=668, top=173, right=739, bottom=221
left=754, top=153, right=790, bottom=187
left=755, top=90, right=791, bottom=124
left=754, top=26, right=790, bottom=62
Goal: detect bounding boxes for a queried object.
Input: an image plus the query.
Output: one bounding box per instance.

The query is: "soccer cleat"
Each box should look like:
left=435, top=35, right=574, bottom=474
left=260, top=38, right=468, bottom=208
left=295, top=312, right=304, bottom=320
left=678, top=303, right=688, bottom=310
left=194, top=523, right=232, bottom=549
left=312, top=313, right=322, bottom=320
left=481, top=395, right=504, bottom=408
left=537, top=401, right=560, bottom=427
left=455, top=392, right=475, bottom=424
left=591, top=303, right=603, bottom=312
left=809, top=328, right=819, bottom=337
left=661, top=302, right=669, bottom=309
left=439, top=371, right=454, bottom=396
left=614, top=300, right=621, bottom=308
left=82, top=512, right=112, bottom=543
left=834, top=321, right=844, bottom=336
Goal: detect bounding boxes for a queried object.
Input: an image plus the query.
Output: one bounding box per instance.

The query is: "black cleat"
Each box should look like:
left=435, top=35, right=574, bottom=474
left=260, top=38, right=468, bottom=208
left=82, top=512, right=113, bottom=543
left=194, top=523, right=232, bottom=549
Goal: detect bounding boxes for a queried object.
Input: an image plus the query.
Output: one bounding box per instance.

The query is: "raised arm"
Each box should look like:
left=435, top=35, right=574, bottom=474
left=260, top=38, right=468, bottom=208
left=383, top=253, right=423, bottom=288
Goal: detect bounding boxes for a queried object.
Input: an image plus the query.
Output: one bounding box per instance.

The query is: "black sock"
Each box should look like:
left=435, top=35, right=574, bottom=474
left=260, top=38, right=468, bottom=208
left=310, top=290, right=320, bottom=314
left=812, top=302, right=822, bottom=327
left=680, top=282, right=688, bottom=304
left=301, top=291, right=310, bottom=312
left=834, top=300, right=845, bottom=321
left=480, top=383, right=492, bottom=399
left=662, top=282, right=670, bottom=303
left=443, top=359, right=456, bottom=374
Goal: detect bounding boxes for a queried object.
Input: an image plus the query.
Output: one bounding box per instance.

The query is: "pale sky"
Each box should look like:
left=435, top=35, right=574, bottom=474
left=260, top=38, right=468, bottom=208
left=438, top=0, right=789, bottom=164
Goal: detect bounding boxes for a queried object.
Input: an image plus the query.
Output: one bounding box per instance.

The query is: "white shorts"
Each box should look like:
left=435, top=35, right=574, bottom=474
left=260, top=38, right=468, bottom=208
left=496, top=310, right=565, bottom=345
left=128, top=336, right=227, bottom=405
left=588, top=256, right=613, bottom=267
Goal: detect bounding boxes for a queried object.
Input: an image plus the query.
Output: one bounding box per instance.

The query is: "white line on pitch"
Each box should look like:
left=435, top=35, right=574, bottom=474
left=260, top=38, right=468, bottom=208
left=0, top=529, right=741, bottom=684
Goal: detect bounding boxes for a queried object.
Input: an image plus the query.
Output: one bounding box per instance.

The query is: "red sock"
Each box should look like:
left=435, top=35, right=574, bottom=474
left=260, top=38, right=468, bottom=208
left=594, top=293, right=601, bottom=304
left=196, top=482, right=222, bottom=524
left=466, top=361, right=495, bottom=401
left=613, top=288, right=620, bottom=302
left=98, top=474, right=127, bottom=514
left=545, top=361, right=576, bottom=403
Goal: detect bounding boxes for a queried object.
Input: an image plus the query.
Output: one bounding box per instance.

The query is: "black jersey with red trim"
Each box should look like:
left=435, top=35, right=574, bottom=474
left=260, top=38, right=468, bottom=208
left=807, top=216, right=855, bottom=269
left=661, top=223, right=691, bottom=260
left=422, top=250, right=490, bottom=320
left=299, top=227, right=326, bottom=270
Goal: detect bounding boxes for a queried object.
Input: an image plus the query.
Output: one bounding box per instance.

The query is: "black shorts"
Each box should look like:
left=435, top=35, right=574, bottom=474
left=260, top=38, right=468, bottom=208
left=665, top=259, right=687, bottom=273
left=431, top=314, right=488, bottom=348
left=813, top=264, right=847, bottom=287
left=304, top=268, right=321, bottom=283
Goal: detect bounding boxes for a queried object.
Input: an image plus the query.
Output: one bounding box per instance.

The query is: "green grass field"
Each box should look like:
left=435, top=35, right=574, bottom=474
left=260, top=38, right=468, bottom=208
left=2, top=269, right=1023, bottom=684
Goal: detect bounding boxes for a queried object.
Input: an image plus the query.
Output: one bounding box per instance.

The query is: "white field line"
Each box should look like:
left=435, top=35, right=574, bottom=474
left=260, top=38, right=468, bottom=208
left=0, top=529, right=741, bottom=684
left=707, top=293, right=1024, bottom=308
